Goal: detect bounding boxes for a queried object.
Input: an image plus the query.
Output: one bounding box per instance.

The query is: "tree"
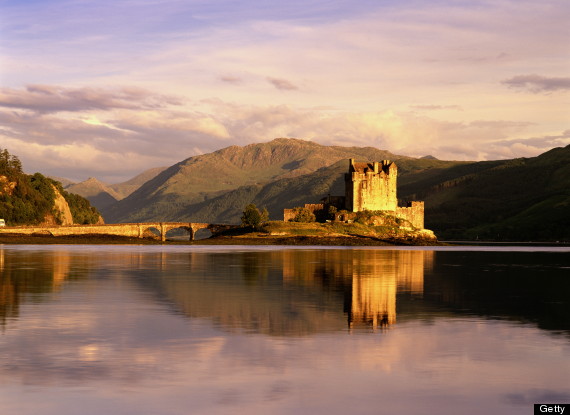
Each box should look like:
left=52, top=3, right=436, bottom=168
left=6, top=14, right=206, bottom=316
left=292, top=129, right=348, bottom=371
left=292, top=207, right=316, bottom=223
left=0, top=148, right=23, bottom=177
left=327, top=205, right=338, bottom=220
left=241, top=203, right=269, bottom=230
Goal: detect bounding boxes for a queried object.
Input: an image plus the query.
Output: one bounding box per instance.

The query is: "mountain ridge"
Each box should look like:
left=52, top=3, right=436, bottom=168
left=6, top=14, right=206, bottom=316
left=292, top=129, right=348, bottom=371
left=101, top=138, right=425, bottom=222
left=85, top=138, right=568, bottom=241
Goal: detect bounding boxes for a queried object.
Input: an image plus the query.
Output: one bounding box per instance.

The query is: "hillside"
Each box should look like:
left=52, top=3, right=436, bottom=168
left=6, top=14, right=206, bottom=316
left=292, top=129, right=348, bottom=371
left=98, top=138, right=568, bottom=241
left=108, top=166, right=168, bottom=199
left=66, top=177, right=122, bottom=210
left=0, top=148, right=102, bottom=226
left=402, top=145, right=570, bottom=241
left=102, top=138, right=462, bottom=223
left=66, top=167, right=167, bottom=210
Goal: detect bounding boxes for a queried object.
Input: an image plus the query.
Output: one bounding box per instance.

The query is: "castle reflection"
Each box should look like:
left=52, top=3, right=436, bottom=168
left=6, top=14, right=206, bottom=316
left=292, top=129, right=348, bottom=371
left=0, top=247, right=431, bottom=333
left=146, top=249, right=432, bottom=334
left=281, top=250, right=431, bottom=329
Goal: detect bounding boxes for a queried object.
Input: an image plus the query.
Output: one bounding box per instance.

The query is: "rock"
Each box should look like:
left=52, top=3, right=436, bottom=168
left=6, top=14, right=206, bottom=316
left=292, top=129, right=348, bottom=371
left=40, top=185, right=74, bottom=225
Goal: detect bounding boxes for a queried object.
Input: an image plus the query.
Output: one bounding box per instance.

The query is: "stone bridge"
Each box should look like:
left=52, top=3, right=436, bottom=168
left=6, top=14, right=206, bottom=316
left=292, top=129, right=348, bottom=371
left=0, top=222, right=238, bottom=241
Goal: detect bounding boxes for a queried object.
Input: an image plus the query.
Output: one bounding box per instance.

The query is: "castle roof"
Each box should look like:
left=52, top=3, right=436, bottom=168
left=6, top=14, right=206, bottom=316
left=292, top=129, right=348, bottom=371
left=352, top=162, right=375, bottom=173
left=349, top=159, right=395, bottom=174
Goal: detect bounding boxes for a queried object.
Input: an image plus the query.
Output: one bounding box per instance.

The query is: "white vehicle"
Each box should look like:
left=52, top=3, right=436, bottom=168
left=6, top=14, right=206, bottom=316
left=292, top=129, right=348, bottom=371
left=0, top=219, right=5, bottom=227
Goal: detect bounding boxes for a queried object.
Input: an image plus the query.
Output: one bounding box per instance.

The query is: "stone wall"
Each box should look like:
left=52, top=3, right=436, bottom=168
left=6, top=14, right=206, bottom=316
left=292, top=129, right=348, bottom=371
left=396, top=201, right=424, bottom=229
left=283, top=204, right=325, bottom=221
left=0, top=222, right=237, bottom=241
left=283, top=209, right=296, bottom=222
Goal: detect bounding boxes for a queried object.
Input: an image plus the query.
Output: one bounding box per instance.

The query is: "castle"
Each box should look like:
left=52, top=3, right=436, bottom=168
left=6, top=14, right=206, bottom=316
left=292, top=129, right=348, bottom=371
left=284, top=158, right=425, bottom=229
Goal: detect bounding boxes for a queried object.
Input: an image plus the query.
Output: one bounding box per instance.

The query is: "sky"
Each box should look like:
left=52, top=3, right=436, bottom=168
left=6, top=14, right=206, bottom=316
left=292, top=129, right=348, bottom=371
left=0, top=0, right=569, bottom=183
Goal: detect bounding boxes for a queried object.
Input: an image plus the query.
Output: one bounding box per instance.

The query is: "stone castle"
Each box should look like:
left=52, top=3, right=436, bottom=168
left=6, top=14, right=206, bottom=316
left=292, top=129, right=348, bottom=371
left=284, top=158, right=425, bottom=229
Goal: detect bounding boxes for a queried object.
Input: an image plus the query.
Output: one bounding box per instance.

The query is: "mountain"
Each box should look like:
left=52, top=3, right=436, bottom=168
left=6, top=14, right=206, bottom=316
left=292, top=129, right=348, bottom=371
left=183, top=145, right=570, bottom=241
left=66, top=167, right=167, bottom=211
left=49, top=176, right=76, bottom=188
left=98, top=138, right=568, bottom=241
left=66, top=177, right=122, bottom=210
left=399, top=145, right=570, bottom=241
left=101, top=138, right=463, bottom=223
left=108, top=166, right=168, bottom=200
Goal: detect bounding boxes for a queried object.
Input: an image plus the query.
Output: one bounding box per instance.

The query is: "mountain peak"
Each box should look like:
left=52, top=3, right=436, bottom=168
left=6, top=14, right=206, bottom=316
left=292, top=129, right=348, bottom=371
left=84, top=177, right=106, bottom=185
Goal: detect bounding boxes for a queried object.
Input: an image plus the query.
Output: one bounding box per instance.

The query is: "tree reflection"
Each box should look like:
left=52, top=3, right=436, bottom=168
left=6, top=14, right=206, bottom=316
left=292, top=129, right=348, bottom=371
left=0, top=249, right=83, bottom=328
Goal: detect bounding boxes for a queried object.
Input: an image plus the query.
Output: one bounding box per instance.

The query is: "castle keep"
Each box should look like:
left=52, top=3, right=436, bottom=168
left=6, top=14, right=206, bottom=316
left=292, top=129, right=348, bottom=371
left=346, top=159, right=398, bottom=212
left=284, top=158, right=425, bottom=229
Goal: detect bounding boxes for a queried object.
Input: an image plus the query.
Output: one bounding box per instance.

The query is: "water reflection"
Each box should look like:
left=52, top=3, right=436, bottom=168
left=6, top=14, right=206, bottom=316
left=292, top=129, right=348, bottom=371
left=1, top=247, right=569, bottom=335
left=130, top=250, right=432, bottom=334
left=280, top=250, right=430, bottom=329
left=0, top=248, right=76, bottom=327
left=423, top=250, right=570, bottom=332
left=0, top=246, right=568, bottom=415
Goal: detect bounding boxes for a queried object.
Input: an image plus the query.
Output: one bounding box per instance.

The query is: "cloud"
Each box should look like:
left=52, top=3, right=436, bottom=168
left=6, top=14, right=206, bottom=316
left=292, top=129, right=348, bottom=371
left=0, top=85, right=183, bottom=114
left=220, top=75, right=243, bottom=84
left=501, top=74, right=570, bottom=93
left=266, top=77, right=298, bottom=91
left=1, top=83, right=567, bottom=183
left=410, top=105, right=463, bottom=111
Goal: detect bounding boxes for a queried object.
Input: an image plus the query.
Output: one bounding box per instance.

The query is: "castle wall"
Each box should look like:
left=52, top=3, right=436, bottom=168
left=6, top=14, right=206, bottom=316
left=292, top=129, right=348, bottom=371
left=284, top=204, right=325, bottom=221
left=283, top=209, right=296, bottom=222
left=396, top=201, right=424, bottom=229
left=345, top=160, right=398, bottom=212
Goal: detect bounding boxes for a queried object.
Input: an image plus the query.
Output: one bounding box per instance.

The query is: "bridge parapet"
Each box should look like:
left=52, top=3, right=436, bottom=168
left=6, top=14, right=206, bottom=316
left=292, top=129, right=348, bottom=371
left=0, top=222, right=239, bottom=241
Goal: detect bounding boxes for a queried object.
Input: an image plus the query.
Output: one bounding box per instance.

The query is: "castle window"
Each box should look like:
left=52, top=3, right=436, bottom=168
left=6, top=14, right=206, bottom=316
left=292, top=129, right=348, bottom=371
left=362, top=181, right=367, bottom=189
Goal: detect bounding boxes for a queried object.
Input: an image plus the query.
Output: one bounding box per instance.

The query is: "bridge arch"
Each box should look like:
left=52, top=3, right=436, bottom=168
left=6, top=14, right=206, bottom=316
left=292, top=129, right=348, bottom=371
left=140, top=226, right=162, bottom=240
left=193, top=228, right=213, bottom=240
left=165, top=226, right=194, bottom=241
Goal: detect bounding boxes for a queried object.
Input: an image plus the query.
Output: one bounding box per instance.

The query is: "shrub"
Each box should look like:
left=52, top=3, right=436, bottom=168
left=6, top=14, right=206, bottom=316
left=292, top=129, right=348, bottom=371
left=292, top=207, right=316, bottom=223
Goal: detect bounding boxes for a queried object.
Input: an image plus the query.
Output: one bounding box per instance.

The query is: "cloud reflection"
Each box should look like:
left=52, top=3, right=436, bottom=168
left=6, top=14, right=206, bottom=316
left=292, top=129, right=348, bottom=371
left=0, top=247, right=569, bottom=415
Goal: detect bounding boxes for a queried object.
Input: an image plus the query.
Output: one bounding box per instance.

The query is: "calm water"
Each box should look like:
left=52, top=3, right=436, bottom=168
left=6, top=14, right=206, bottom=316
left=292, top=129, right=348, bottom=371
left=0, top=245, right=569, bottom=415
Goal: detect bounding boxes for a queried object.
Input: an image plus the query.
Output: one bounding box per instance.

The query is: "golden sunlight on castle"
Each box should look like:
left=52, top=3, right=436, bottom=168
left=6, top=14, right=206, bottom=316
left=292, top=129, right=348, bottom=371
left=284, top=158, right=425, bottom=229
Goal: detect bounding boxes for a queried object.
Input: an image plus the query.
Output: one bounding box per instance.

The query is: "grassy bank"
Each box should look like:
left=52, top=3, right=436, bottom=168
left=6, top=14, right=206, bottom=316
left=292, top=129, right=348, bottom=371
left=0, top=221, right=439, bottom=246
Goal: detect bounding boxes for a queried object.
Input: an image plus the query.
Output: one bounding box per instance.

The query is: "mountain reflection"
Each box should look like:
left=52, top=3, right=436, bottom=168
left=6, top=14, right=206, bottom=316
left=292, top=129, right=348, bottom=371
left=1, top=247, right=569, bottom=336
left=1, top=246, right=568, bottom=413
left=141, top=250, right=432, bottom=335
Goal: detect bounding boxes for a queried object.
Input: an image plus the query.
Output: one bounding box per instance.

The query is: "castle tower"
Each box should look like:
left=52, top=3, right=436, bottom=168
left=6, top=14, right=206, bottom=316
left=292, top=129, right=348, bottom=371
left=345, top=158, right=398, bottom=212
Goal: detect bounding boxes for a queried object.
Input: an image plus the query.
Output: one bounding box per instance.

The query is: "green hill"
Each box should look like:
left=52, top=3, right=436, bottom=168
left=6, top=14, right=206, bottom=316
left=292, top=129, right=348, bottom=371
left=102, top=138, right=461, bottom=223
left=405, top=145, right=570, bottom=241
left=0, top=148, right=101, bottom=226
